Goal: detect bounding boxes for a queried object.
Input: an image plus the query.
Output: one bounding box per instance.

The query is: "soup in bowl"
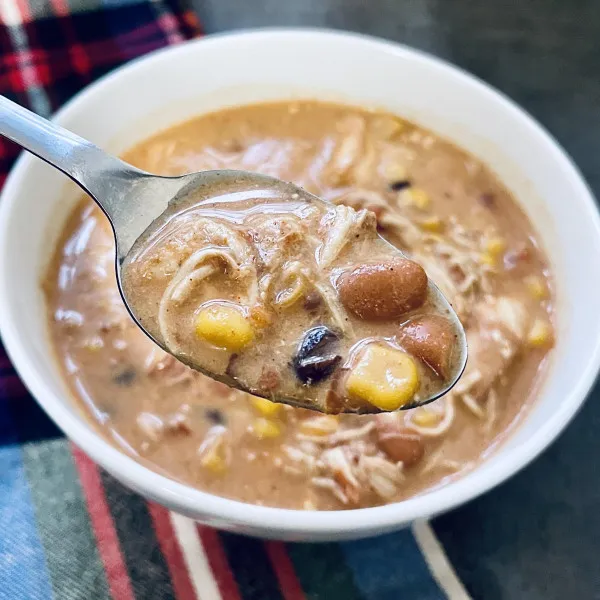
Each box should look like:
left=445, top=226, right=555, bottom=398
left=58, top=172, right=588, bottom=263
left=1, top=30, right=599, bottom=540
left=45, top=100, right=554, bottom=510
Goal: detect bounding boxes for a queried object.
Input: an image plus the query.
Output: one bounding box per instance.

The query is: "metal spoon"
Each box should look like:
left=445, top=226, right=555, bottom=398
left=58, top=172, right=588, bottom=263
left=0, top=95, right=467, bottom=411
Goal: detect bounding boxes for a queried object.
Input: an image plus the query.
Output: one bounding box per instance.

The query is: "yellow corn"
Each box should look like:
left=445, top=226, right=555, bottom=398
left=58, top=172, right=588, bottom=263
left=251, top=396, right=281, bottom=417
left=195, top=303, right=254, bottom=352
left=412, top=408, right=442, bottom=427
left=524, top=275, right=548, bottom=300
left=479, top=252, right=496, bottom=267
left=346, top=344, right=420, bottom=411
left=408, top=188, right=430, bottom=210
left=299, top=415, right=339, bottom=436
left=479, top=236, right=506, bottom=267
left=485, top=236, right=506, bottom=257
left=200, top=449, right=227, bottom=474
left=527, top=319, right=553, bottom=348
left=419, top=216, right=444, bottom=233
left=251, top=418, right=282, bottom=440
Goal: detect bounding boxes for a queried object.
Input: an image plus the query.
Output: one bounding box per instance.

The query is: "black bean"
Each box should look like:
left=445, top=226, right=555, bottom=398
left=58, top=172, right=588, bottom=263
left=389, top=180, right=411, bottom=191
left=113, top=367, right=136, bottom=386
left=293, top=326, right=342, bottom=384
left=205, top=408, right=225, bottom=425
left=295, top=354, right=342, bottom=384
left=299, top=326, right=338, bottom=352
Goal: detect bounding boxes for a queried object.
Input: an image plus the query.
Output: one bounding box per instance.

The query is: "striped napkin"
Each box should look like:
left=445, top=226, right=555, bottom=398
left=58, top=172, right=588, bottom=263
left=0, top=1, right=471, bottom=598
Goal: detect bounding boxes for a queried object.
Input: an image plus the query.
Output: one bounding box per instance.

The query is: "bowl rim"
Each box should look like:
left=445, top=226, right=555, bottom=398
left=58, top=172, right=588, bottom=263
left=1, top=27, right=600, bottom=536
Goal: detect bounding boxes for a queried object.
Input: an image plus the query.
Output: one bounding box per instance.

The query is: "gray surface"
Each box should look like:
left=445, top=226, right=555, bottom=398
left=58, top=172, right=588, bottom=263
left=191, top=1, right=600, bottom=598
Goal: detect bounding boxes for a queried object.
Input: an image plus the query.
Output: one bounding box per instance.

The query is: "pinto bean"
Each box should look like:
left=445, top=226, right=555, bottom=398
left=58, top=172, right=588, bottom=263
left=375, top=415, right=424, bottom=467
left=337, top=258, right=428, bottom=320
left=398, top=315, right=456, bottom=378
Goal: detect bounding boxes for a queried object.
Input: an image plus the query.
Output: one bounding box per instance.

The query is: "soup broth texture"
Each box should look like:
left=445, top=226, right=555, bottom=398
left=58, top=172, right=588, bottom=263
left=45, top=102, right=554, bottom=509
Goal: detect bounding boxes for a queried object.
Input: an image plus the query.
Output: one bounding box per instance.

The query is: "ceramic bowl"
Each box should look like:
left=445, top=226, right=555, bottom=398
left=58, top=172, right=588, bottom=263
left=1, top=29, right=599, bottom=541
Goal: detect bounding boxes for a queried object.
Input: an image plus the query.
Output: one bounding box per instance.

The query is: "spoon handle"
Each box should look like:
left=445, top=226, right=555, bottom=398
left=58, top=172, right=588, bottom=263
left=0, top=94, right=143, bottom=193
left=0, top=95, right=168, bottom=255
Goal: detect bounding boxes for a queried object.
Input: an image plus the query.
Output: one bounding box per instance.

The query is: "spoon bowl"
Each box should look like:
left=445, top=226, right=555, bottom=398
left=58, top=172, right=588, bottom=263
left=0, top=94, right=467, bottom=410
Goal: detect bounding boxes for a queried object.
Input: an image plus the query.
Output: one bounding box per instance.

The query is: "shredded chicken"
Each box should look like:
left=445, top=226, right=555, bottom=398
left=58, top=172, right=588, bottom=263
left=167, top=250, right=239, bottom=303
left=295, top=421, right=375, bottom=446
left=311, top=477, right=350, bottom=505
left=317, top=205, right=361, bottom=267
left=322, top=115, right=367, bottom=186
left=321, top=447, right=360, bottom=492
left=484, top=388, right=499, bottom=433
left=155, top=221, right=258, bottom=355
left=421, top=449, right=467, bottom=475
left=247, top=214, right=312, bottom=270
left=406, top=396, right=456, bottom=437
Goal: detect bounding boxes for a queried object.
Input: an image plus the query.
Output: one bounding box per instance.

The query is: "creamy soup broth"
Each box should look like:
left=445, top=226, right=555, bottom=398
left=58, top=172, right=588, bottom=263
left=45, top=101, right=554, bottom=509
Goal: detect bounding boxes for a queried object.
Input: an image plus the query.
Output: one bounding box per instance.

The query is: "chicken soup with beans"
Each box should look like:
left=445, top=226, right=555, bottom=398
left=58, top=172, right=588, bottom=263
left=45, top=101, right=554, bottom=509
left=122, top=173, right=465, bottom=413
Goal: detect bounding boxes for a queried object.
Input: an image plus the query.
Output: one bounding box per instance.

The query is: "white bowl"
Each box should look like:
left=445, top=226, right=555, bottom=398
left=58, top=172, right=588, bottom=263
left=1, top=29, right=599, bottom=541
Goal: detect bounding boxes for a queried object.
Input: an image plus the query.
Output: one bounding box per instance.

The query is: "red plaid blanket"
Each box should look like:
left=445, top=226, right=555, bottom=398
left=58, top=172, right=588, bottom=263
left=0, top=0, right=199, bottom=186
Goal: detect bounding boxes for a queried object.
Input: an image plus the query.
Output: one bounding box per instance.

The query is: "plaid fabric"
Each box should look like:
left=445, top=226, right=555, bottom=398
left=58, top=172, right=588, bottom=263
left=0, top=2, right=471, bottom=599
left=0, top=0, right=198, bottom=185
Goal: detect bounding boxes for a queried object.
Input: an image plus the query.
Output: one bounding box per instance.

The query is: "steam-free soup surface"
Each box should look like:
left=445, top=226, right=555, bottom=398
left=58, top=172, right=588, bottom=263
left=45, top=101, right=554, bottom=509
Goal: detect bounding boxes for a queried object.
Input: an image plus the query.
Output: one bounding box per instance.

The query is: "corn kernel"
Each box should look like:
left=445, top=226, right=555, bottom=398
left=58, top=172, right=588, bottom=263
left=412, top=408, right=442, bottom=427
left=408, top=188, right=430, bottom=210
left=200, top=449, right=227, bottom=474
left=524, top=275, right=548, bottom=300
left=251, top=418, right=282, bottom=440
left=419, top=216, right=444, bottom=233
left=485, top=237, right=506, bottom=257
left=479, top=252, right=496, bottom=266
left=195, top=304, right=254, bottom=351
left=346, top=344, right=419, bottom=411
left=527, top=319, right=553, bottom=348
left=299, top=415, right=339, bottom=436
left=251, top=396, right=281, bottom=417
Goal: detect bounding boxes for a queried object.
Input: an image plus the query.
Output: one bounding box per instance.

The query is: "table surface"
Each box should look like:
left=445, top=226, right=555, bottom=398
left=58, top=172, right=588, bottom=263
left=189, top=1, right=600, bottom=598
